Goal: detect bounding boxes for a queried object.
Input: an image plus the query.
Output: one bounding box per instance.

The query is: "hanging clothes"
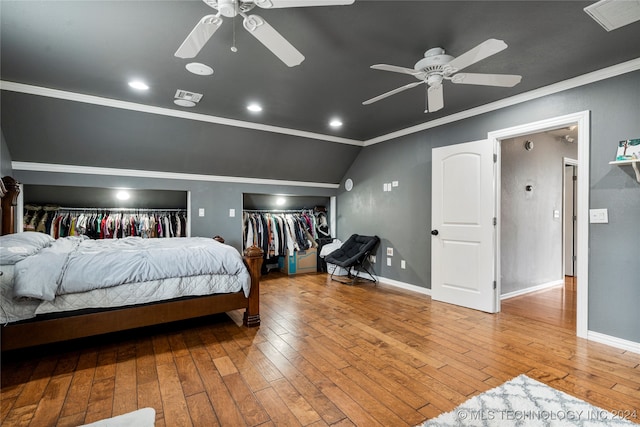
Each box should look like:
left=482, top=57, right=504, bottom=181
left=25, top=207, right=188, bottom=240
left=242, top=209, right=326, bottom=254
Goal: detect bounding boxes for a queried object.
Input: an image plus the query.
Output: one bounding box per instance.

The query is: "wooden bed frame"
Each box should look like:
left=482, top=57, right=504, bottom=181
left=0, top=176, right=263, bottom=351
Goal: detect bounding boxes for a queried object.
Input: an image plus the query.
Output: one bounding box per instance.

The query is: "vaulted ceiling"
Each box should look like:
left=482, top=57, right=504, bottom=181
left=1, top=1, right=640, bottom=183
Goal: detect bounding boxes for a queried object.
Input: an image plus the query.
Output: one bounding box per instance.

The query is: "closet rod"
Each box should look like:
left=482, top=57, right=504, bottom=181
left=243, top=209, right=315, bottom=213
left=56, top=207, right=185, bottom=212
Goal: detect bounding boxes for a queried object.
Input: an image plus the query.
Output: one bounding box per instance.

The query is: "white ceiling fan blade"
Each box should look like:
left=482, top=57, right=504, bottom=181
left=251, top=0, right=354, bottom=9
left=426, top=84, right=444, bottom=113
left=446, top=39, right=508, bottom=73
left=243, top=14, right=304, bottom=67
left=451, top=73, right=522, bottom=87
left=371, top=64, right=424, bottom=76
left=175, top=14, right=223, bottom=59
left=362, top=81, right=425, bottom=105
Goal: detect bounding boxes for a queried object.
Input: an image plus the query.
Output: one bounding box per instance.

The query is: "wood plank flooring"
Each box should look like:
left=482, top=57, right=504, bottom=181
left=501, top=276, right=577, bottom=331
left=2, top=273, right=639, bottom=426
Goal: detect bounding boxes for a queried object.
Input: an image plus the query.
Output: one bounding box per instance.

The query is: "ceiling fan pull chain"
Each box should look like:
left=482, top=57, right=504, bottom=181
left=231, top=1, right=238, bottom=52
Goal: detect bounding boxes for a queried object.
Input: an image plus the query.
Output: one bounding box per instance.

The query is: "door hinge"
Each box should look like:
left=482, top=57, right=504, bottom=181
left=493, top=280, right=497, bottom=289
left=573, top=175, right=577, bottom=181
left=493, top=217, right=497, bottom=226
left=493, top=154, right=498, bottom=163
left=573, top=255, right=577, bottom=261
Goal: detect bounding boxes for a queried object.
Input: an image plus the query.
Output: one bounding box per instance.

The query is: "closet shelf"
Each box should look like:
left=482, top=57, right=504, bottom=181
left=609, top=159, right=640, bottom=183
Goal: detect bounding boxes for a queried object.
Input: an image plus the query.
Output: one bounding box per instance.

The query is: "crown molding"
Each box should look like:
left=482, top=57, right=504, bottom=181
left=0, top=80, right=363, bottom=147
left=12, top=161, right=340, bottom=189
left=2, top=58, right=638, bottom=148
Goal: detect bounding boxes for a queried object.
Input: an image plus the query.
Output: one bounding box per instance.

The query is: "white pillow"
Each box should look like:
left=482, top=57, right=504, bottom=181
left=0, top=232, right=55, bottom=265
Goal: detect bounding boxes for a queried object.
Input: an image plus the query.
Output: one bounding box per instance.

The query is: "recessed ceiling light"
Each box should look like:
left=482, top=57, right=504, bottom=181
left=116, top=191, right=130, bottom=201
left=128, top=80, right=149, bottom=90
left=247, top=103, right=262, bottom=113
left=174, top=99, right=196, bottom=107
left=186, top=62, right=214, bottom=76
left=329, top=118, right=343, bottom=128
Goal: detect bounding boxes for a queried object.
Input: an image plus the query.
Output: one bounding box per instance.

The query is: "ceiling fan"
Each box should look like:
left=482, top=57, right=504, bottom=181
left=175, top=0, right=354, bottom=67
left=362, top=39, right=522, bottom=113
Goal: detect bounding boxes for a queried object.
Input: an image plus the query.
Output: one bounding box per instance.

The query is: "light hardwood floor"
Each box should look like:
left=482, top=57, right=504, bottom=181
left=2, top=273, right=639, bottom=426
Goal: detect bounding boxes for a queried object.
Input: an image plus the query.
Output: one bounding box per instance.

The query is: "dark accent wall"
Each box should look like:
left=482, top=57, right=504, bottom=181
left=1, top=129, right=12, bottom=177
left=338, top=70, right=640, bottom=342
left=1, top=92, right=361, bottom=185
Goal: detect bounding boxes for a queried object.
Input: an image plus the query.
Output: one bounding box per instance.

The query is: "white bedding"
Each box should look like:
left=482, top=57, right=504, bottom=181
left=13, top=236, right=250, bottom=301
left=0, top=234, right=252, bottom=324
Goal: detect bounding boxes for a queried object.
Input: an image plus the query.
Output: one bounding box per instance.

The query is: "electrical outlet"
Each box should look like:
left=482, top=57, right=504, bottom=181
left=401, top=260, right=406, bottom=269
left=198, top=208, right=205, bottom=217
left=386, top=247, right=393, bottom=256
left=229, top=208, right=236, bottom=217
left=386, top=257, right=392, bottom=266
left=392, top=181, right=399, bottom=187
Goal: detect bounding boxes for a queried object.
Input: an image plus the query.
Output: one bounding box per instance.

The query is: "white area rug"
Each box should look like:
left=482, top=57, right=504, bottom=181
left=79, top=407, right=155, bottom=427
left=418, top=375, right=638, bottom=426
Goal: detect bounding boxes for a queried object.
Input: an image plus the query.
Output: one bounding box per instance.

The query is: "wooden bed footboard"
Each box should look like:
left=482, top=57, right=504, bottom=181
left=0, top=176, right=264, bottom=351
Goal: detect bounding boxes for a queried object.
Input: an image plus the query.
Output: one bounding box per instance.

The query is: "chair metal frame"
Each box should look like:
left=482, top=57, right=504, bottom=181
left=326, top=235, right=379, bottom=286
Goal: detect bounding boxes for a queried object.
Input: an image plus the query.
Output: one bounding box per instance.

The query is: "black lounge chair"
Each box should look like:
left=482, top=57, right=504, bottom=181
left=325, top=234, right=379, bottom=285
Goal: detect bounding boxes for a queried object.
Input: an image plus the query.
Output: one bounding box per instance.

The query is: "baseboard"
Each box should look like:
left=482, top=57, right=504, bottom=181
left=374, top=275, right=431, bottom=296
left=500, top=279, right=565, bottom=300
left=587, top=331, right=640, bottom=354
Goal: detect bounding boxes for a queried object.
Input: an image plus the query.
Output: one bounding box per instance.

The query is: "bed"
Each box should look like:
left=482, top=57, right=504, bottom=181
left=0, top=176, right=262, bottom=351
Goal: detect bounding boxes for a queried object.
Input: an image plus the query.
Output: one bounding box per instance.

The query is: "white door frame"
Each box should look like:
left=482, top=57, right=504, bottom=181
left=563, top=158, right=578, bottom=277
left=488, top=110, right=590, bottom=339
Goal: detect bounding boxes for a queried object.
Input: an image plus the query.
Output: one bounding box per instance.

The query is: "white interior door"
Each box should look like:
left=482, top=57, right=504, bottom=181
left=431, top=140, right=497, bottom=313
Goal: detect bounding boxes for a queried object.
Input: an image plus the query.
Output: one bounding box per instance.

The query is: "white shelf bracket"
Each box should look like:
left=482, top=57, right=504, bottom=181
left=632, top=161, right=640, bottom=183
left=609, top=159, right=640, bottom=183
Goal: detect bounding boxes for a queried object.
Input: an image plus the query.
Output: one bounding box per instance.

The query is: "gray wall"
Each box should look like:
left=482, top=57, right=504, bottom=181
left=1, top=130, right=12, bottom=177
left=338, top=70, right=640, bottom=342
left=13, top=170, right=336, bottom=253
left=1, top=92, right=360, bottom=185
left=500, top=132, right=577, bottom=295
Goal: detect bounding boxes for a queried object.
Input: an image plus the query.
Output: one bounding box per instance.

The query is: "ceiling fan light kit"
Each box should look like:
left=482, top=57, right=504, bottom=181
left=363, top=38, right=522, bottom=113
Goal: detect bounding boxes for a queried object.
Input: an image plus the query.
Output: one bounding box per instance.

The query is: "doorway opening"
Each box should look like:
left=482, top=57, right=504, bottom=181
left=498, top=128, right=577, bottom=330
left=489, top=110, right=590, bottom=339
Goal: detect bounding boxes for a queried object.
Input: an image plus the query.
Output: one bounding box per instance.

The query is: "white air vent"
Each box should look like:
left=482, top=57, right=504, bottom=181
left=584, top=0, right=640, bottom=31
left=174, top=89, right=203, bottom=103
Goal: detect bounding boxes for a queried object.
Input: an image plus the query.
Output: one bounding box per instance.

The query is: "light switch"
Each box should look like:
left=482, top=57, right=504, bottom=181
left=386, top=247, right=393, bottom=256
left=401, top=260, right=406, bottom=269
left=198, top=208, right=205, bottom=217
left=589, top=208, right=608, bottom=223
left=386, top=257, right=392, bottom=266
left=229, top=208, right=236, bottom=217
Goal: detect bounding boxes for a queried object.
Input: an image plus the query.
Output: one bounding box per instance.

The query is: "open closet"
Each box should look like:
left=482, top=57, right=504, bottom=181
left=21, top=184, right=189, bottom=239
left=242, top=193, right=333, bottom=275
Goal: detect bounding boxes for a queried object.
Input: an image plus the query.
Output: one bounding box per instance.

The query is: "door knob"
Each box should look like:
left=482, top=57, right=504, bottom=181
left=431, top=230, right=439, bottom=236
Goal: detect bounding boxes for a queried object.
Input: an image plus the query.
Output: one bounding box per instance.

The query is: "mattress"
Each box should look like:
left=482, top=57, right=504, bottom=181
left=1, top=264, right=247, bottom=324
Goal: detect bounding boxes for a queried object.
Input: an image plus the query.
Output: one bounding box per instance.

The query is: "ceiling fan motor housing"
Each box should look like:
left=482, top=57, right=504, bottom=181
left=414, top=48, right=455, bottom=80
